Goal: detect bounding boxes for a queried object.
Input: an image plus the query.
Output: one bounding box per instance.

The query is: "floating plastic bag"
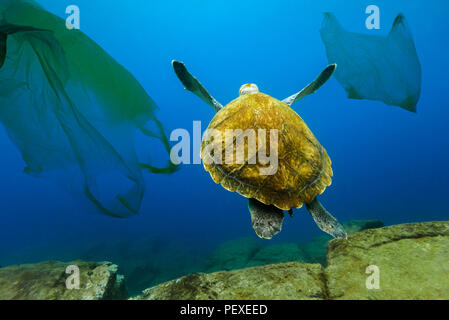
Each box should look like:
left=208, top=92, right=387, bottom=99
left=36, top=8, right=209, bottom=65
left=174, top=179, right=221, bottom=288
left=0, top=0, right=176, bottom=217
left=320, top=13, right=422, bottom=112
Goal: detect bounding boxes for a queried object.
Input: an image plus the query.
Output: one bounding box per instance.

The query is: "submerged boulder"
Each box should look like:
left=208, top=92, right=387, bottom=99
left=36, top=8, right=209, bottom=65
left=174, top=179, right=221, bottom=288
left=0, top=260, right=127, bottom=300
left=326, top=221, right=449, bottom=300
left=3, top=221, right=448, bottom=300
left=137, top=221, right=449, bottom=300
left=134, top=262, right=327, bottom=300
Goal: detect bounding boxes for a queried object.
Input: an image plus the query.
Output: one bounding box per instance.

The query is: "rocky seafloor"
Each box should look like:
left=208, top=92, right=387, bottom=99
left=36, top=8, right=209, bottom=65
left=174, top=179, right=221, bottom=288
left=0, top=220, right=448, bottom=300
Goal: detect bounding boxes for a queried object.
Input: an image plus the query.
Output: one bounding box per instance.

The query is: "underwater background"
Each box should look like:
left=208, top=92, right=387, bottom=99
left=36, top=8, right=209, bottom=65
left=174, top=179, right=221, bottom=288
left=0, top=0, right=448, bottom=296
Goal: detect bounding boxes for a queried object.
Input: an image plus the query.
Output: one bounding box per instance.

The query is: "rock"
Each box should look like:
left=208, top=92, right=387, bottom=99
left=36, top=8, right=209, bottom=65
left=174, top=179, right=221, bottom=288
left=326, top=221, right=449, bottom=299
left=247, top=243, right=307, bottom=267
left=134, top=262, right=327, bottom=300
left=136, top=221, right=449, bottom=300
left=302, top=219, right=385, bottom=266
left=4, top=221, right=446, bottom=300
left=0, top=260, right=127, bottom=300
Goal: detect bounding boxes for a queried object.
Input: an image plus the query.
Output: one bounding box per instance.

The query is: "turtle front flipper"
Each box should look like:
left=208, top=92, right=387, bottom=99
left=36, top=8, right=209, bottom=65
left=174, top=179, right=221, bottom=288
left=172, top=60, right=223, bottom=112
left=306, top=197, right=347, bottom=239
left=282, top=64, right=337, bottom=106
left=248, top=198, right=284, bottom=239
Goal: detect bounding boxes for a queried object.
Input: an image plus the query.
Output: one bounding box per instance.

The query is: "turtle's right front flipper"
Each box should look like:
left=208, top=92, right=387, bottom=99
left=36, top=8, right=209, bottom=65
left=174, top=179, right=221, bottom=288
left=172, top=60, right=223, bottom=112
left=306, top=197, right=347, bottom=239
left=248, top=198, right=284, bottom=240
left=282, top=64, right=337, bottom=107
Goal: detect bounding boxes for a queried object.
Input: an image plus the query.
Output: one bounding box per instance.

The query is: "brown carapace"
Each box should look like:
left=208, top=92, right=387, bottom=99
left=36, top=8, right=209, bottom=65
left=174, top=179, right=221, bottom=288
left=202, top=92, right=332, bottom=211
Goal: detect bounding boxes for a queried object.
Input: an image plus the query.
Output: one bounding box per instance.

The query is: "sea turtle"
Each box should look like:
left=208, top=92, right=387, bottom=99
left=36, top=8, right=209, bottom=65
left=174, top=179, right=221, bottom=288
left=172, top=60, right=347, bottom=240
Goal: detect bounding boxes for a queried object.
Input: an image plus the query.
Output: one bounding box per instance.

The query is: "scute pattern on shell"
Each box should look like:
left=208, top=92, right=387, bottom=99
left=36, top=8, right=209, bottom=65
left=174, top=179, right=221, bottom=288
left=201, top=92, right=332, bottom=210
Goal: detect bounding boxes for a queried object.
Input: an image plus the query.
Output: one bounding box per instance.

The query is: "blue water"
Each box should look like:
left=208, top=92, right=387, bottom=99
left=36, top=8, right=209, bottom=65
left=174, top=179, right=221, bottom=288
left=1, top=0, right=448, bottom=293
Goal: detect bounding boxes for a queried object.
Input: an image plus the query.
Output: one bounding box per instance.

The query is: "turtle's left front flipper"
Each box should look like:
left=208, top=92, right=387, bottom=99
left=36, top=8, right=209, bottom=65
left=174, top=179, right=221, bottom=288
left=283, top=64, right=337, bottom=107
left=306, top=197, right=347, bottom=239
left=248, top=198, right=284, bottom=239
left=172, top=60, right=223, bottom=112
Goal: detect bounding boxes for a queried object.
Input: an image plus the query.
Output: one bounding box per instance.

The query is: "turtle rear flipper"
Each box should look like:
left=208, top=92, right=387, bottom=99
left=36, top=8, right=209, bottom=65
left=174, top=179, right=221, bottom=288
left=172, top=60, right=223, bottom=112
left=306, top=197, right=347, bottom=239
left=283, top=64, right=337, bottom=106
left=248, top=198, right=284, bottom=239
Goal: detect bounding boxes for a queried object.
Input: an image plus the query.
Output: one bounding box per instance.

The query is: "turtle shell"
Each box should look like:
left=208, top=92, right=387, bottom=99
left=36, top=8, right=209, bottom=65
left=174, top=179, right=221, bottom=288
left=201, top=92, right=332, bottom=210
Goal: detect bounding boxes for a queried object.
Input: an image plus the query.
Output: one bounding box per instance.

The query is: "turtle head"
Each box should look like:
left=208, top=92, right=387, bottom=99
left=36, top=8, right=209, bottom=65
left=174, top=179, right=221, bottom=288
left=239, top=83, right=259, bottom=96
